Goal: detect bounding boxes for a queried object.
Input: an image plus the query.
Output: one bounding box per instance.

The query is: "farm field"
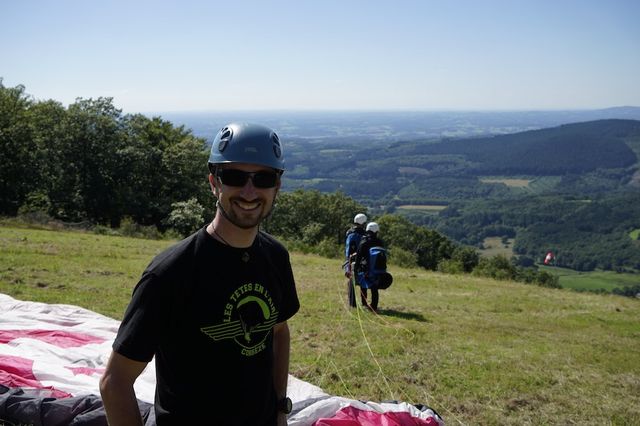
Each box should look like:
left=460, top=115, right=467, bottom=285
left=480, top=178, right=531, bottom=188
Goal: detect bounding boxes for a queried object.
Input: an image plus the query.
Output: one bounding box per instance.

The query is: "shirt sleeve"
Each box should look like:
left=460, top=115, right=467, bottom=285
left=277, top=251, right=299, bottom=323
left=112, top=272, right=169, bottom=362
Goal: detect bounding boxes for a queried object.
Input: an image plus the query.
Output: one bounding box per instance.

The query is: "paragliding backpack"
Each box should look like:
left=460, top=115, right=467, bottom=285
left=366, top=246, right=393, bottom=290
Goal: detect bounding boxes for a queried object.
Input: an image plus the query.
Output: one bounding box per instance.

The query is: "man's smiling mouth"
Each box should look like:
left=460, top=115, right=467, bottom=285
left=234, top=200, right=261, bottom=211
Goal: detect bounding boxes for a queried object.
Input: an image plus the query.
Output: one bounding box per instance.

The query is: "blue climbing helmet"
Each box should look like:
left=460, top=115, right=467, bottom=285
left=208, top=122, right=285, bottom=172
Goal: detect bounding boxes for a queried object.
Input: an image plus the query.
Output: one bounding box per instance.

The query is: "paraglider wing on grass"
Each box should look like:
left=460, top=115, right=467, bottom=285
left=0, top=293, right=443, bottom=425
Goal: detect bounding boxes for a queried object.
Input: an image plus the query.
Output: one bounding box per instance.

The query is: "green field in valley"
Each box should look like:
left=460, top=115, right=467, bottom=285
left=479, top=178, right=532, bottom=188
left=541, top=265, right=640, bottom=293
left=1, top=224, right=639, bottom=424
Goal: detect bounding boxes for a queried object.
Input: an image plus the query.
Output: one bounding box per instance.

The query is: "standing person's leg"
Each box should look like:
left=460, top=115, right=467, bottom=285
left=347, top=277, right=356, bottom=307
left=370, top=288, right=379, bottom=312
left=360, top=287, right=368, bottom=307
left=347, top=262, right=357, bottom=308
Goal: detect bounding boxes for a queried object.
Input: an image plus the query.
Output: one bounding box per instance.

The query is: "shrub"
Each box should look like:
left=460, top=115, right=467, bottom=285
left=301, top=222, right=325, bottom=245
left=119, top=217, right=163, bottom=239
left=17, top=191, right=53, bottom=225
left=535, top=270, right=561, bottom=288
left=18, top=191, right=52, bottom=216
left=315, top=238, right=341, bottom=259
left=472, top=255, right=518, bottom=281
left=451, top=246, right=479, bottom=272
left=388, top=247, right=418, bottom=268
left=165, top=198, right=205, bottom=237
left=438, top=259, right=465, bottom=274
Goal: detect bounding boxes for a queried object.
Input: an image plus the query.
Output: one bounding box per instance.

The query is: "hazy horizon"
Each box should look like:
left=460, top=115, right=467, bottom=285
left=3, top=0, right=639, bottom=113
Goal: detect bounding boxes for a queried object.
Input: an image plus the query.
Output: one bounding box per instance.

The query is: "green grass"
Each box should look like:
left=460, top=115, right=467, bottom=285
left=1, top=225, right=639, bottom=424
left=630, top=228, right=640, bottom=240
left=541, top=265, right=640, bottom=292
left=0, top=225, right=171, bottom=318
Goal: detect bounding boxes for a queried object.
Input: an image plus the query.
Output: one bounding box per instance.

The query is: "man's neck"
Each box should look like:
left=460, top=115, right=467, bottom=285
left=207, top=216, right=258, bottom=248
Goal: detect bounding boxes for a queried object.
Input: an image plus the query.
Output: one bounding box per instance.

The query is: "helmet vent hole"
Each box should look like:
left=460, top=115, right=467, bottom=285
left=218, top=127, right=233, bottom=152
left=271, top=133, right=282, bottom=158
left=271, top=133, right=281, bottom=146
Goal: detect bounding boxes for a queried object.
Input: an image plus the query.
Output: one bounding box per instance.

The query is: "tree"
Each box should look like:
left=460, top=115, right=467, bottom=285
left=116, top=114, right=210, bottom=228
left=52, top=97, right=125, bottom=224
left=160, top=134, right=211, bottom=227
left=265, top=189, right=366, bottom=245
left=0, top=80, right=35, bottom=214
left=376, top=214, right=455, bottom=270
left=27, top=99, right=70, bottom=218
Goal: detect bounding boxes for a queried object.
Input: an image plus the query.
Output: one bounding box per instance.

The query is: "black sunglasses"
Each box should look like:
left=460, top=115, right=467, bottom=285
left=216, top=169, right=280, bottom=189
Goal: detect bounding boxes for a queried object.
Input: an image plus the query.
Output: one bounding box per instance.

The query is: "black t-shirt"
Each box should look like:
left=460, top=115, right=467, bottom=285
left=113, top=228, right=300, bottom=425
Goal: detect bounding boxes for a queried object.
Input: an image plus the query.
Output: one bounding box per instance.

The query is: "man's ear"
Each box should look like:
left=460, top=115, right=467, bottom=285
left=275, top=176, right=282, bottom=196
left=209, top=174, right=220, bottom=198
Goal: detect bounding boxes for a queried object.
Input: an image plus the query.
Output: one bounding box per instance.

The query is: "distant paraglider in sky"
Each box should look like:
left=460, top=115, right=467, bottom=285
left=544, top=251, right=555, bottom=265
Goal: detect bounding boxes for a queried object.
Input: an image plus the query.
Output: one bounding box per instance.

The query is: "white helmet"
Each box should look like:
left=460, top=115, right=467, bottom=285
left=366, top=222, right=379, bottom=233
left=353, top=213, right=367, bottom=225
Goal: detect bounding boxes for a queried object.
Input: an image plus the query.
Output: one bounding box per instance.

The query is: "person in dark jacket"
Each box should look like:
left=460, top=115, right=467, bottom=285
left=354, top=222, right=384, bottom=312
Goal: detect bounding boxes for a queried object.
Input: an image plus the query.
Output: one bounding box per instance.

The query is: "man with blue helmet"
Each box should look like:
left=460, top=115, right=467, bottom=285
left=101, top=123, right=300, bottom=425
left=344, top=213, right=367, bottom=307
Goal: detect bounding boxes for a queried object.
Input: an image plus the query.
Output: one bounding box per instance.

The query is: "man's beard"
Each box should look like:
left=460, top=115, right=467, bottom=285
left=216, top=196, right=275, bottom=230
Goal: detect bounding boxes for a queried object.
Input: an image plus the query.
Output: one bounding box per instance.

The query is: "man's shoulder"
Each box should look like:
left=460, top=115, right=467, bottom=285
left=145, top=228, right=206, bottom=275
left=346, top=227, right=364, bottom=237
left=258, top=231, right=289, bottom=255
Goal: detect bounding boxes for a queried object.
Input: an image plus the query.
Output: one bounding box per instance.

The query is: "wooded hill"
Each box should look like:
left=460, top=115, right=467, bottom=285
left=390, top=119, right=638, bottom=175
left=283, top=119, right=640, bottom=205
left=281, top=119, right=640, bottom=273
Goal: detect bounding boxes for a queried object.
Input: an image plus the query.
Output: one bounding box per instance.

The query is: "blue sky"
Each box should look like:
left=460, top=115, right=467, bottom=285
left=2, top=0, right=639, bottom=113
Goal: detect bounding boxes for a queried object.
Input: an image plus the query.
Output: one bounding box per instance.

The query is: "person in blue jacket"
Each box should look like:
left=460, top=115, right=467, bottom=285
left=344, top=213, right=367, bottom=307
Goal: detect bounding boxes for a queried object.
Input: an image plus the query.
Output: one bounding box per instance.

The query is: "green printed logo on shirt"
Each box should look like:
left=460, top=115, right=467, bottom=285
left=200, top=282, right=278, bottom=357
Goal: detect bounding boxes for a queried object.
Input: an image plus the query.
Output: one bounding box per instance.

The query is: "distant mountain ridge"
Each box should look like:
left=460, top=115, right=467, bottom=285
left=161, top=106, right=640, bottom=143
left=389, top=119, right=640, bottom=176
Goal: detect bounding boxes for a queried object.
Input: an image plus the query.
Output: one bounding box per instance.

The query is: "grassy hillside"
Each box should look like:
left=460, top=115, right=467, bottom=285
left=1, top=225, right=639, bottom=425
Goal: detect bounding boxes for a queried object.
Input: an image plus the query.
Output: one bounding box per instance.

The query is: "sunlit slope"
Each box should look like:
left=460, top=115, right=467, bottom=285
left=0, top=225, right=638, bottom=424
